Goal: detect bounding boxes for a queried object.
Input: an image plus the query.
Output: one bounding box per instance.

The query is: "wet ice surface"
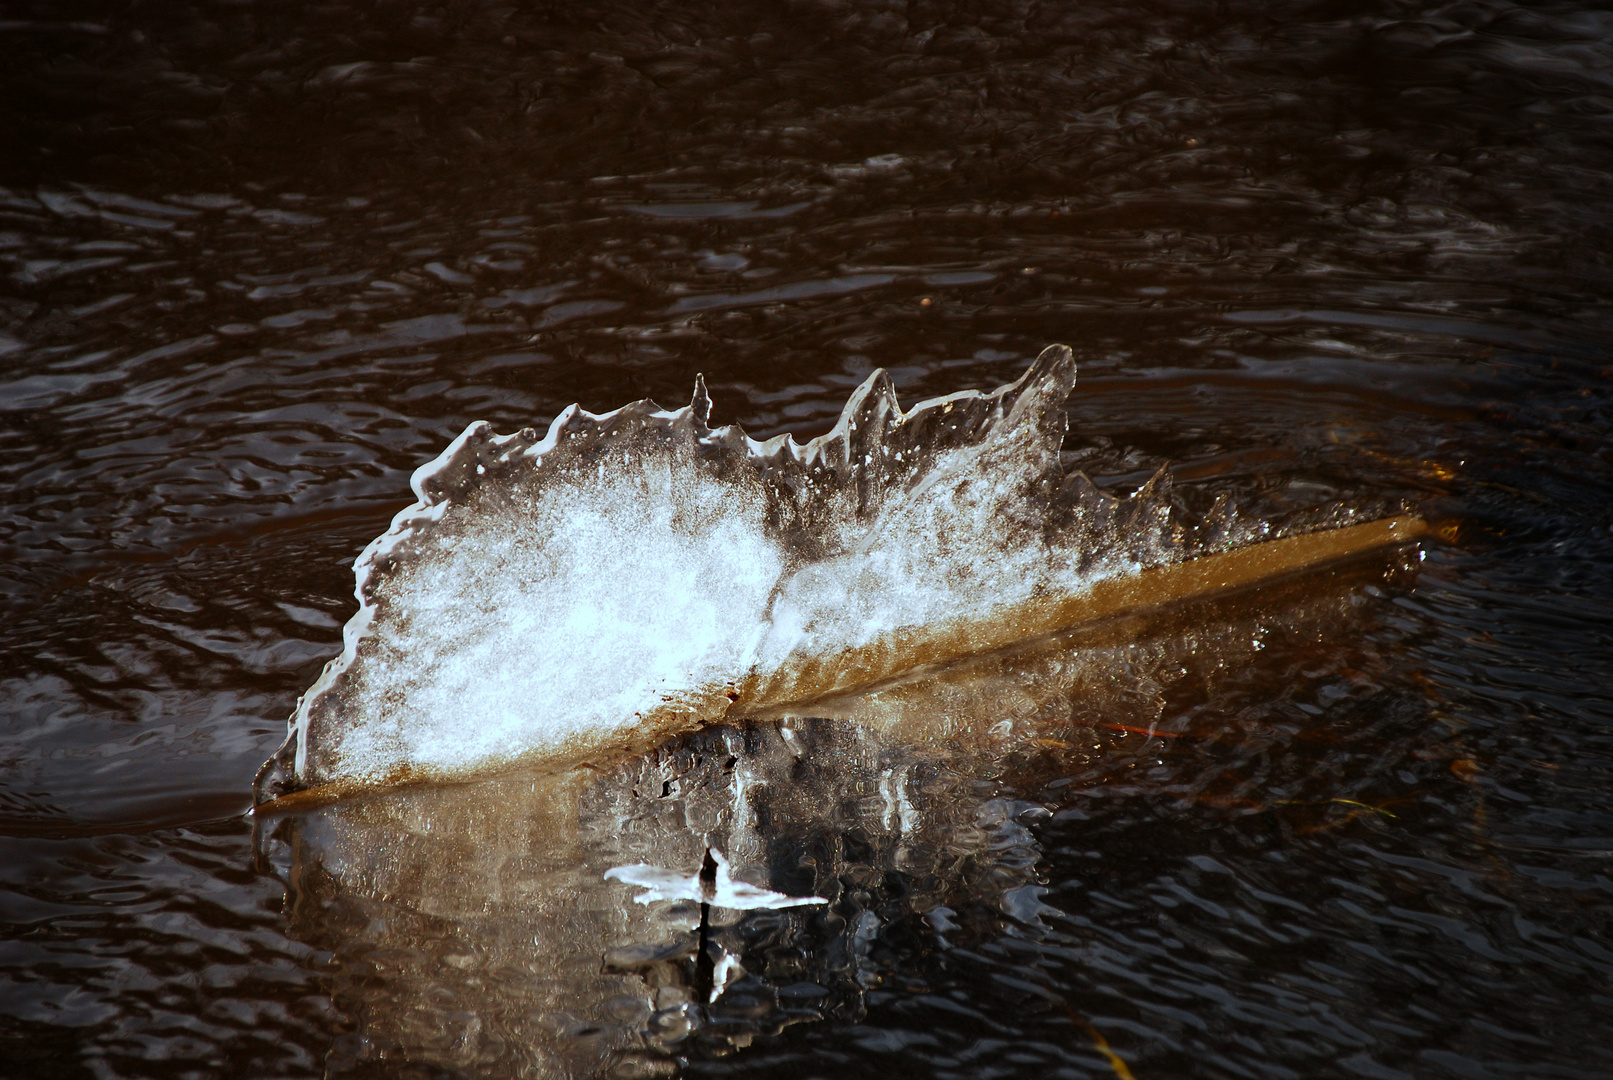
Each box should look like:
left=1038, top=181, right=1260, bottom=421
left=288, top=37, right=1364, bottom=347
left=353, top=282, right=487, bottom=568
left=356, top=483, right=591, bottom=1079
left=4, top=0, right=1613, bottom=1077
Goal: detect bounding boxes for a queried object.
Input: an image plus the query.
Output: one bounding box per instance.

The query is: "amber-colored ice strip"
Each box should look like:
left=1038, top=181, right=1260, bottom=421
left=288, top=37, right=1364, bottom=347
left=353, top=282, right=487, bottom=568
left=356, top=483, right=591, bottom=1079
left=736, top=514, right=1428, bottom=708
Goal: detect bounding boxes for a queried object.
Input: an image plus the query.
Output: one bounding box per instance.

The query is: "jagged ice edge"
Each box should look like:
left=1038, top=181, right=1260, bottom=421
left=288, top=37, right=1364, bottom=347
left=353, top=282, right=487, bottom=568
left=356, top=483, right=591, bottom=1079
left=284, top=346, right=1078, bottom=781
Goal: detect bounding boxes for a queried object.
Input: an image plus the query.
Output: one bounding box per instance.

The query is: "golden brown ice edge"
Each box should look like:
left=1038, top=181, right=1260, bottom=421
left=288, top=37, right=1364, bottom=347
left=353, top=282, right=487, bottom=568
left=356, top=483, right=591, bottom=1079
left=252, top=513, right=1427, bottom=816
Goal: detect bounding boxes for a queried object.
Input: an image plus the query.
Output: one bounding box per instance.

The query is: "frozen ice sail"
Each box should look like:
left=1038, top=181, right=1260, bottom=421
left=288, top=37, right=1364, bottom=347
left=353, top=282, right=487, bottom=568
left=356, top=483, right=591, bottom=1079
left=258, top=344, right=1423, bottom=798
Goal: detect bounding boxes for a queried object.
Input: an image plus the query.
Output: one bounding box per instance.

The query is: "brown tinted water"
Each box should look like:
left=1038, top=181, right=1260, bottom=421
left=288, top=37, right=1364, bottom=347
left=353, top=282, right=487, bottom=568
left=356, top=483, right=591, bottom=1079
left=3, top=1, right=1613, bottom=1077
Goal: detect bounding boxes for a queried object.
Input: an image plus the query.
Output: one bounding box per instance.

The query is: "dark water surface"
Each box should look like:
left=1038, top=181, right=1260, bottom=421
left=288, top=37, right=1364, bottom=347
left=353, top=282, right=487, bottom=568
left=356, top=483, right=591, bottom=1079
left=4, top=1, right=1613, bottom=1077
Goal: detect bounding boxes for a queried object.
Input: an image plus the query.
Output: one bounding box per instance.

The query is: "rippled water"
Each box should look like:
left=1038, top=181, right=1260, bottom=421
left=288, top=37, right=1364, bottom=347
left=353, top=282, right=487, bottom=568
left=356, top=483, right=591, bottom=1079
left=3, top=1, right=1613, bottom=1077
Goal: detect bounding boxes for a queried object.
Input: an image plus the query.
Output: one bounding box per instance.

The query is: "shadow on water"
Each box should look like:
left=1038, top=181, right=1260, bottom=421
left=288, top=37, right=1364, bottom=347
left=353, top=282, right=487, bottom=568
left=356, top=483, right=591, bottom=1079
left=259, top=555, right=1440, bottom=1079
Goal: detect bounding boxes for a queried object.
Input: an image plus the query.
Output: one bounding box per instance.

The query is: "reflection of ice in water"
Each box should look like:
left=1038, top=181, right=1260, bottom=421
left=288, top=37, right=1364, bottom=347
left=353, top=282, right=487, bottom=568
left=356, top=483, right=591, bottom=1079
left=605, top=847, right=826, bottom=909
left=267, top=574, right=1400, bottom=1078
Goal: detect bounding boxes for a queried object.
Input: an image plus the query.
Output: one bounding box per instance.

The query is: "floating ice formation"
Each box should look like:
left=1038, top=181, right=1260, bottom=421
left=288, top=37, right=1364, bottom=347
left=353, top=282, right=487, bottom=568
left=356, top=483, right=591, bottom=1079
left=268, top=345, right=1206, bottom=792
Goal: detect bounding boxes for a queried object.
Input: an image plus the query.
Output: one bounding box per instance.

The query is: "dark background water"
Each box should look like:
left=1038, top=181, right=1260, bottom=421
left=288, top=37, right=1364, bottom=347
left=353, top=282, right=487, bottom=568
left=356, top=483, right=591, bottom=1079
left=3, top=0, right=1612, bottom=1077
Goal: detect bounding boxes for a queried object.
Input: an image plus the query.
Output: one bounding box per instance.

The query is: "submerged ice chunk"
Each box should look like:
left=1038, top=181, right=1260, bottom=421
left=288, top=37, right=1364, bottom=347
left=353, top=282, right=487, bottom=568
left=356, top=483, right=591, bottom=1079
left=605, top=848, right=826, bottom=910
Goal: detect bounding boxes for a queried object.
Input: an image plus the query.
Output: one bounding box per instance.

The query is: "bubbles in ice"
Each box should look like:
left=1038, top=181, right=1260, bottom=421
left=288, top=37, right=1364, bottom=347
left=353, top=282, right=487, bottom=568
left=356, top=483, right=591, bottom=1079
left=271, top=344, right=1201, bottom=793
